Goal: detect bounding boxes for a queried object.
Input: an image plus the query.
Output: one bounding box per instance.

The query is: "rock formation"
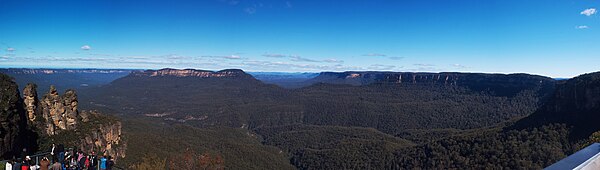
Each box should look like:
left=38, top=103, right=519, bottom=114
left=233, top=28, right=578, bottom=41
left=0, top=72, right=126, bottom=160
left=76, top=110, right=126, bottom=161
left=0, top=73, right=25, bottom=158
left=23, top=83, right=38, bottom=122
left=40, top=85, right=79, bottom=135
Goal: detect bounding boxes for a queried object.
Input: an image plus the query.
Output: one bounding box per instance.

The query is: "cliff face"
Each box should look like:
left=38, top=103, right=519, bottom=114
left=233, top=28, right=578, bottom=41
left=40, top=85, right=79, bottom=135
left=513, top=72, right=600, bottom=140
left=76, top=111, right=126, bottom=161
left=32, top=85, right=126, bottom=161
left=132, top=68, right=252, bottom=78
left=309, top=72, right=556, bottom=97
left=23, top=83, right=38, bottom=122
left=541, top=73, right=600, bottom=113
left=0, top=73, right=25, bottom=158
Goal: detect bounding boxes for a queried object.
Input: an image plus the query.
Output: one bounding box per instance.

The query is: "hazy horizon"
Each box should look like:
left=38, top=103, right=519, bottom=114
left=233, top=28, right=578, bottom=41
left=0, top=67, right=582, bottom=78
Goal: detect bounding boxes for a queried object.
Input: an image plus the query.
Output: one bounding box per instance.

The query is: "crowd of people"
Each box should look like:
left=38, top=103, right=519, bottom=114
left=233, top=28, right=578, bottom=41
left=4, top=144, right=115, bottom=170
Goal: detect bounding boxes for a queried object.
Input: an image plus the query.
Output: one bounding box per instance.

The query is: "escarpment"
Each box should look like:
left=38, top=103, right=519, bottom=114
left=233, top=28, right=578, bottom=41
left=131, top=68, right=252, bottom=78
left=512, top=71, right=600, bottom=140
left=0, top=73, right=26, bottom=158
left=308, top=72, right=556, bottom=97
left=74, top=110, right=126, bottom=161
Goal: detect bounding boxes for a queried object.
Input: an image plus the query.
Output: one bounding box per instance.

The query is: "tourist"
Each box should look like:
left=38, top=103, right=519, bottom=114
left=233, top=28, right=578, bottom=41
left=77, top=152, right=86, bottom=170
left=69, top=156, right=77, bottom=170
left=13, top=159, right=21, bottom=170
left=99, top=156, right=107, bottom=170
left=40, top=157, right=50, bottom=170
left=27, top=156, right=39, bottom=170
left=88, top=153, right=97, bottom=170
left=105, top=156, right=113, bottom=170
left=26, top=156, right=39, bottom=170
left=84, top=156, right=90, bottom=170
left=20, top=159, right=29, bottom=170
left=50, top=158, right=61, bottom=170
left=56, top=144, right=64, bottom=164
left=5, top=160, right=12, bottom=170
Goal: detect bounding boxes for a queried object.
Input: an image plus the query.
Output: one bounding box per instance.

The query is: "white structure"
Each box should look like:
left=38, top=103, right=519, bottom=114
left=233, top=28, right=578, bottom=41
left=546, top=143, right=600, bottom=170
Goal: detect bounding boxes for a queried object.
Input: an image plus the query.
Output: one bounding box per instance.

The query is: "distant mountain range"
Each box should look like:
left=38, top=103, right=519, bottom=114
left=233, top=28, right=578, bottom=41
left=0, top=68, right=137, bottom=94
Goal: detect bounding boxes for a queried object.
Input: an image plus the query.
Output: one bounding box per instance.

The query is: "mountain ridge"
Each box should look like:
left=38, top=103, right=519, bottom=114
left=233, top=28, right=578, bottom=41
left=131, top=68, right=252, bottom=78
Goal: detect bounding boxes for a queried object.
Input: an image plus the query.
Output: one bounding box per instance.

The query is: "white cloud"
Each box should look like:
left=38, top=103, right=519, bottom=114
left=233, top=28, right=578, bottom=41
left=201, top=55, right=242, bottom=60
left=363, top=53, right=387, bottom=57
left=244, top=7, right=256, bottom=14
left=263, top=53, right=343, bottom=63
left=414, top=63, right=435, bottom=67
left=81, top=45, right=91, bottom=50
left=241, top=60, right=362, bottom=71
left=581, top=8, right=597, bottom=16
left=576, top=25, right=589, bottom=29
left=262, top=53, right=287, bottom=58
left=368, top=64, right=396, bottom=70
left=451, top=64, right=469, bottom=69
left=290, top=55, right=319, bottom=62
left=6, top=47, right=15, bottom=52
left=224, top=55, right=242, bottom=59
left=323, top=59, right=344, bottom=63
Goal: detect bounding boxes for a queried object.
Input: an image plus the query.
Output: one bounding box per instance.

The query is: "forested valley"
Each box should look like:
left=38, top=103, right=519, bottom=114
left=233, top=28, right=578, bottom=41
left=4, top=69, right=600, bottom=169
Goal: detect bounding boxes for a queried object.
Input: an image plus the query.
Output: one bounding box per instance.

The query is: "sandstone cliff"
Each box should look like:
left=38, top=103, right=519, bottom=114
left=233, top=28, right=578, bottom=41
left=0, top=73, right=25, bottom=158
left=23, top=83, right=38, bottom=122
left=131, top=68, right=252, bottom=78
left=29, top=85, right=125, bottom=157
left=0, top=73, right=127, bottom=160
left=74, top=110, right=126, bottom=161
left=39, top=85, right=79, bottom=135
left=308, top=71, right=556, bottom=97
left=512, top=71, right=600, bottom=140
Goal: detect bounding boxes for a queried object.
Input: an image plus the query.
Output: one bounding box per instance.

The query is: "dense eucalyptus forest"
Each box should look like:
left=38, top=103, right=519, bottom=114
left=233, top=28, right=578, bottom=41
left=2, top=69, right=600, bottom=169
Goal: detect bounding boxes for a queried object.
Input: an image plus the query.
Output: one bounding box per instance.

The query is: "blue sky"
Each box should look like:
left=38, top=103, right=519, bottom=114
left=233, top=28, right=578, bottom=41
left=0, top=0, right=598, bottom=77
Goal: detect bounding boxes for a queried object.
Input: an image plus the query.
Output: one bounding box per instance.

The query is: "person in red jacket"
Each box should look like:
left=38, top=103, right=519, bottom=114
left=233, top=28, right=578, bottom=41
left=20, top=159, right=30, bottom=170
left=85, top=155, right=90, bottom=169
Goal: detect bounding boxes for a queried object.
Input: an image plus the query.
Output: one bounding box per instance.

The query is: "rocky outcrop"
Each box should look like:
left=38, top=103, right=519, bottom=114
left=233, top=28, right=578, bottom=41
left=76, top=111, right=126, bottom=161
left=23, top=83, right=38, bottom=122
left=0, top=73, right=127, bottom=159
left=40, top=85, right=79, bottom=135
left=132, top=68, right=252, bottom=78
left=0, top=73, right=25, bottom=158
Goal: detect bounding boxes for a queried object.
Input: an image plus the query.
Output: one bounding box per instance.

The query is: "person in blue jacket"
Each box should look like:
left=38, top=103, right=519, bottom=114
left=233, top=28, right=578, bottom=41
left=99, top=156, right=107, bottom=170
